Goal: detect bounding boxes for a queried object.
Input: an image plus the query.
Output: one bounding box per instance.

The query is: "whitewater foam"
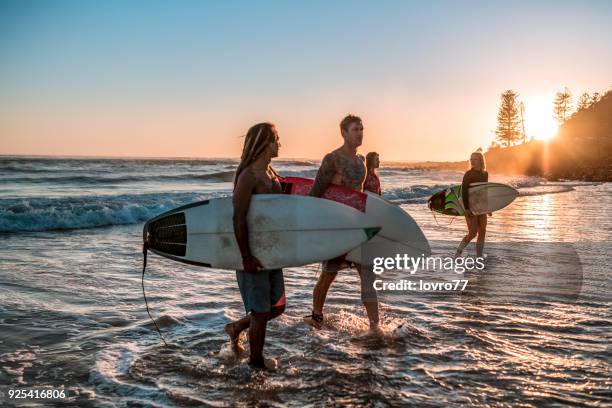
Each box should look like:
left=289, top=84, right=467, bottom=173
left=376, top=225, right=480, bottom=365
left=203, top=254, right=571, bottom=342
left=0, top=192, right=221, bottom=232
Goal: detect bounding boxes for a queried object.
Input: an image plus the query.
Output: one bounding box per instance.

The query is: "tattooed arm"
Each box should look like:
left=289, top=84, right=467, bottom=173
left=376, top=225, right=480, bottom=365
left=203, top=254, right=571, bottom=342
left=310, top=153, right=336, bottom=197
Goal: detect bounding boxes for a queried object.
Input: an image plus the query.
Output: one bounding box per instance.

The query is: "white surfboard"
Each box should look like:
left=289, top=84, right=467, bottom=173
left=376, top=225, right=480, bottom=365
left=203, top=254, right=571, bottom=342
left=467, top=182, right=519, bottom=215
left=281, top=177, right=431, bottom=264
left=428, top=182, right=519, bottom=216
left=143, top=194, right=381, bottom=270
left=345, top=192, right=431, bottom=264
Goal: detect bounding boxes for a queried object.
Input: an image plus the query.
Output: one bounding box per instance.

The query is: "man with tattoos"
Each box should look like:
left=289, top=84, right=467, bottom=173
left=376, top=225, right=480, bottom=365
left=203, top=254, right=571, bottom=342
left=304, top=114, right=381, bottom=332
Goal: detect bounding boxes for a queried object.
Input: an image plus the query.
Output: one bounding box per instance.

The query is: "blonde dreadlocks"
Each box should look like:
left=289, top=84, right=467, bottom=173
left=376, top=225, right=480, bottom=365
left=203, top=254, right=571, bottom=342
left=234, top=122, right=279, bottom=187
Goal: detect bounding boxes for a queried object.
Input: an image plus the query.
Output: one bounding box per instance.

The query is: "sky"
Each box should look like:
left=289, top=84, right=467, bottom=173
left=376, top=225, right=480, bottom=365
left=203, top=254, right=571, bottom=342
left=1, top=0, right=611, bottom=161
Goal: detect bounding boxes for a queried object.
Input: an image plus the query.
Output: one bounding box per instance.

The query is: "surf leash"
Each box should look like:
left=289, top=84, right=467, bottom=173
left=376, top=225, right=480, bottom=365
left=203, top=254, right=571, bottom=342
left=431, top=210, right=457, bottom=227
left=142, top=242, right=169, bottom=347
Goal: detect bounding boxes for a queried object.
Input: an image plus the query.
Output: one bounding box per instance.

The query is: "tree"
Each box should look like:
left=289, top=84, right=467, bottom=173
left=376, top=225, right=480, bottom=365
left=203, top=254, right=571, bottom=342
left=495, top=90, right=521, bottom=147
left=553, top=87, right=573, bottom=124
left=590, top=92, right=601, bottom=106
left=576, top=92, right=591, bottom=111
left=519, top=101, right=526, bottom=143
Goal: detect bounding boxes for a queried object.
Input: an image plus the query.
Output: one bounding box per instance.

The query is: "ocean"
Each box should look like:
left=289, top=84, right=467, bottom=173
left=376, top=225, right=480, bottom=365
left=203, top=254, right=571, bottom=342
left=0, top=156, right=610, bottom=407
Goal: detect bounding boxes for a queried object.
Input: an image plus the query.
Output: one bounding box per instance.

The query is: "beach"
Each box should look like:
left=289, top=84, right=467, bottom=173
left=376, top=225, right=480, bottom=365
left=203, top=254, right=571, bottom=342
left=0, top=156, right=610, bottom=407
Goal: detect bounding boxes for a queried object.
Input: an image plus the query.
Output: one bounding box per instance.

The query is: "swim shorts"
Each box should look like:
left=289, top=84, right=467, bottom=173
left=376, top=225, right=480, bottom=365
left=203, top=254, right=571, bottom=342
left=236, top=268, right=285, bottom=314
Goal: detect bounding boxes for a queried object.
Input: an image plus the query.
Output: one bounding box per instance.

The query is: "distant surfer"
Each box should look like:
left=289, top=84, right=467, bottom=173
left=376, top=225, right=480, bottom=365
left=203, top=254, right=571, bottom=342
left=225, top=122, right=285, bottom=370
left=304, top=115, right=381, bottom=333
left=454, top=150, right=489, bottom=258
left=364, top=152, right=382, bottom=195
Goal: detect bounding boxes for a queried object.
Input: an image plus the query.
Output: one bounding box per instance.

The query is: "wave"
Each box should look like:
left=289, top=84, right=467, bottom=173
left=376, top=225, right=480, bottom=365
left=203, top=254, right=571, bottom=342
left=508, top=177, right=547, bottom=189
left=506, top=177, right=588, bottom=196
left=518, top=185, right=575, bottom=196
left=0, top=157, right=233, bottom=167
left=380, top=167, right=435, bottom=175
left=0, top=192, right=225, bottom=233
left=275, top=159, right=317, bottom=166
left=0, top=164, right=71, bottom=174
left=280, top=169, right=319, bottom=178
left=542, top=181, right=603, bottom=187
left=0, top=183, right=448, bottom=233
left=382, top=177, right=578, bottom=204
left=1, top=169, right=327, bottom=185
left=0, top=170, right=240, bottom=185
left=383, top=184, right=453, bottom=204
left=379, top=166, right=463, bottom=175
left=193, top=171, right=236, bottom=182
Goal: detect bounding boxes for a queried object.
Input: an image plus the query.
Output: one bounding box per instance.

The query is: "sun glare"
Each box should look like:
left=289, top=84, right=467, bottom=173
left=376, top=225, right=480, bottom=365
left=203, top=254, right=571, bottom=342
left=523, top=96, right=559, bottom=142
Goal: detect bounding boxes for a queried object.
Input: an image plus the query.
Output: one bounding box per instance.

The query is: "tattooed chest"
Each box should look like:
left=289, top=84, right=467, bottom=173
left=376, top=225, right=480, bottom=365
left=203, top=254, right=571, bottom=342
left=335, top=155, right=366, bottom=190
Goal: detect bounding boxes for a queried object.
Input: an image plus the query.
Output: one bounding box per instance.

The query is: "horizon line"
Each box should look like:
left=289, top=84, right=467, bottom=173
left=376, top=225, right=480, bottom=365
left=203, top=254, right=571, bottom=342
left=0, top=153, right=466, bottom=164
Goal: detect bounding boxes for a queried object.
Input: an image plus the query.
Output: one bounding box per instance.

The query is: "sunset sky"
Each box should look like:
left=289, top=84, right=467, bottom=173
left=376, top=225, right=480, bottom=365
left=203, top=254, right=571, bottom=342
left=1, top=1, right=611, bottom=161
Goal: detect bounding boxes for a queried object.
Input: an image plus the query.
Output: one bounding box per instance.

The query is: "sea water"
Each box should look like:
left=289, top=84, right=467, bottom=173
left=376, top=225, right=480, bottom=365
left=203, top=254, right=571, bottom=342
left=0, top=156, right=610, bottom=407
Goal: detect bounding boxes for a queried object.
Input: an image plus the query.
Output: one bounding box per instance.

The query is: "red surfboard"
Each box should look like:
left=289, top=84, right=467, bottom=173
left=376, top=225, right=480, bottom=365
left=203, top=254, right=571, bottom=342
left=280, top=176, right=367, bottom=213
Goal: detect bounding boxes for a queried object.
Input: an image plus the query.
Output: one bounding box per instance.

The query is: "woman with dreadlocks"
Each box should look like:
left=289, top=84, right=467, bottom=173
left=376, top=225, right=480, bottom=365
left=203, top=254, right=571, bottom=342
left=224, top=122, right=285, bottom=370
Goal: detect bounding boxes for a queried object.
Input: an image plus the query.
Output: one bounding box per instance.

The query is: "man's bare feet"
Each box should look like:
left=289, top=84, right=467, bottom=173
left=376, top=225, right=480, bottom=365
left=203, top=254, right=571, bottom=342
left=303, top=312, right=324, bottom=329
left=249, top=356, right=279, bottom=371
left=302, top=315, right=321, bottom=329
left=369, top=324, right=384, bottom=337
left=224, top=322, right=246, bottom=355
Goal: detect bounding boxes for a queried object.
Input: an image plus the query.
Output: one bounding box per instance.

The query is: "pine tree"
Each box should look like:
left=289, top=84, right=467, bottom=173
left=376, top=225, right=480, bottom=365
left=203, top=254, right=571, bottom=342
left=553, top=87, right=573, bottom=124
left=495, top=90, right=521, bottom=147
left=519, top=101, right=526, bottom=143
left=576, top=93, right=591, bottom=111
left=590, top=92, right=601, bottom=106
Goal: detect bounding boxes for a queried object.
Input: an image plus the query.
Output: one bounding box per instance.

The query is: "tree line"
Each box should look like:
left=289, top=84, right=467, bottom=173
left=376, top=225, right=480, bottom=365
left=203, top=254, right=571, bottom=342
left=493, top=87, right=607, bottom=147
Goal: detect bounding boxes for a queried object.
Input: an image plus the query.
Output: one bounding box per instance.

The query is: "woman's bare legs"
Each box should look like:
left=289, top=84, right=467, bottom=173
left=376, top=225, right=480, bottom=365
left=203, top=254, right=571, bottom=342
left=455, top=215, right=478, bottom=257
left=475, top=214, right=487, bottom=257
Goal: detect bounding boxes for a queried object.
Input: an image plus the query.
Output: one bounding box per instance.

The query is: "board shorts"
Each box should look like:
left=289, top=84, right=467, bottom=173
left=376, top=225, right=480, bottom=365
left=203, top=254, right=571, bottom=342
left=236, top=268, right=285, bottom=314
left=322, top=256, right=378, bottom=303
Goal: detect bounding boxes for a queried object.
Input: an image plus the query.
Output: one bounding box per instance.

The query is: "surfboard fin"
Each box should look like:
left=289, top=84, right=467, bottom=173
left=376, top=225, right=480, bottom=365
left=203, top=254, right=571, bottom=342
left=364, top=227, right=381, bottom=240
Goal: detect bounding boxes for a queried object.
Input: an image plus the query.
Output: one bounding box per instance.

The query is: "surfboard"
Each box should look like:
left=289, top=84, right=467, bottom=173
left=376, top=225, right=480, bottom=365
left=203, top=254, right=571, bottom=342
left=428, top=182, right=519, bottom=216
left=143, top=194, right=381, bottom=270
left=281, top=177, right=431, bottom=263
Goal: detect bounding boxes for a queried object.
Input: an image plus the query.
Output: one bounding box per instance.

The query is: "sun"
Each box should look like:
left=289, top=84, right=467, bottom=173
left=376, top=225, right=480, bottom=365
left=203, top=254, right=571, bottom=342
left=522, top=96, right=559, bottom=141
